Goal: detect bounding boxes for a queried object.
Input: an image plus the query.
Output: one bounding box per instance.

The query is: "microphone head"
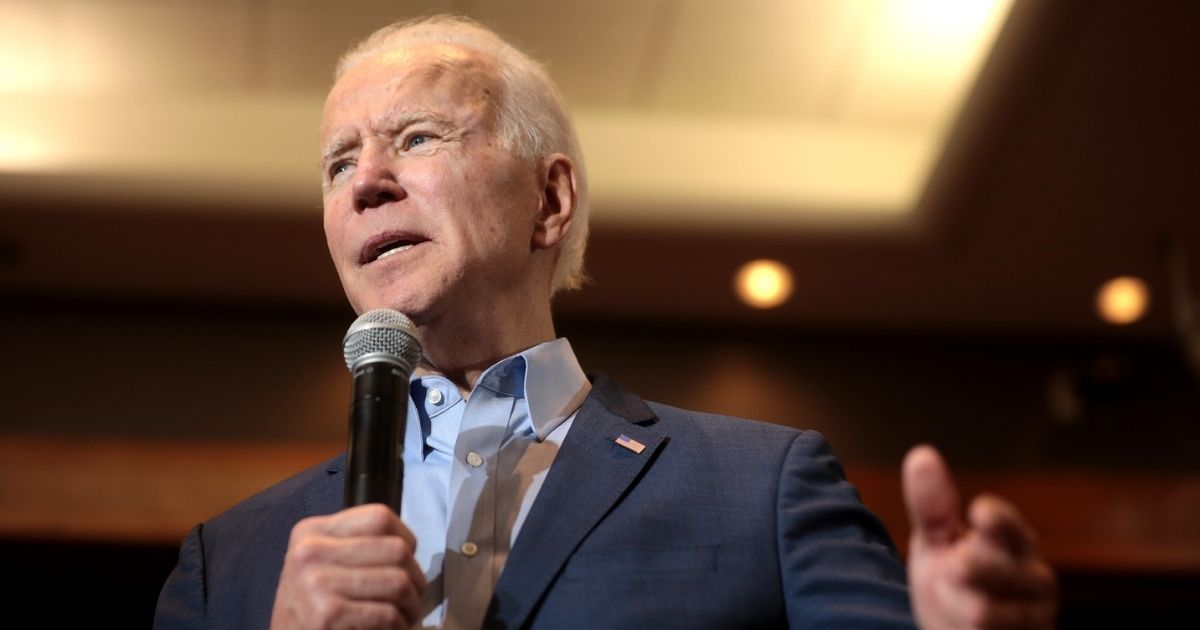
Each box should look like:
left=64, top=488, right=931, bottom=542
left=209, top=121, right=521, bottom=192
left=342, top=309, right=423, bottom=373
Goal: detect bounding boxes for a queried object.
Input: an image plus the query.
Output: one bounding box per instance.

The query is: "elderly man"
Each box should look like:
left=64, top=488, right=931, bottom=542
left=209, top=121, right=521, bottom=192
left=156, top=15, right=1057, bottom=630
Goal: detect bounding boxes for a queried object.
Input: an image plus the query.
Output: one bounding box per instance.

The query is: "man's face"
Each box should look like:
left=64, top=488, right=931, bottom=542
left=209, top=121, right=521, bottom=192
left=320, top=43, right=543, bottom=323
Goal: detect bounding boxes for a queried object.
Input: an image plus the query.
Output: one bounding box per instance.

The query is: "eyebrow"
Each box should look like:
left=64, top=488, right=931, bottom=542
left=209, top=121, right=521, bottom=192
left=320, top=110, right=455, bottom=167
left=320, top=136, right=359, bottom=167
left=379, top=109, right=452, bottom=134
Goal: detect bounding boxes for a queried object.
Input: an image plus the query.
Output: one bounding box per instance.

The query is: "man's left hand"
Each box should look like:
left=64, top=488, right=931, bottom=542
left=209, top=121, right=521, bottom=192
left=902, top=445, right=1059, bottom=629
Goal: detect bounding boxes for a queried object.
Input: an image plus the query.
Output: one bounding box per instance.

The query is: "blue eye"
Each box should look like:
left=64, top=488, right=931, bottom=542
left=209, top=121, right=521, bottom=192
left=408, top=134, right=432, bottom=148
left=329, top=161, right=351, bottom=178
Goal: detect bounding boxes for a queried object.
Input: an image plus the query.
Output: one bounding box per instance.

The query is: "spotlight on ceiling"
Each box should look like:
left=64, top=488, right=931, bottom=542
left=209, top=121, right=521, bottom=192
left=735, top=259, right=794, bottom=309
left=1096, top=276, right=1150, bottom=325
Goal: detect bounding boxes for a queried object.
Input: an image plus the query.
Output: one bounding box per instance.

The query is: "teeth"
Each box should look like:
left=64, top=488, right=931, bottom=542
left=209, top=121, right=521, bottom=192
left=376, top=244, right=413, bottom=261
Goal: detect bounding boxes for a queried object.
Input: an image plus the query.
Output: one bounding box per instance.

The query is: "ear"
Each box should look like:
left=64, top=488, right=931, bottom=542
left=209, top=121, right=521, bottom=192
left=532, top=153, right=578, bottom=251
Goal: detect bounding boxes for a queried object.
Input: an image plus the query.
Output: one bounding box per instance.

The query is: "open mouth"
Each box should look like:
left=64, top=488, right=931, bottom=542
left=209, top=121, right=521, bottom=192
left=362, top=234, right=426, bottom=264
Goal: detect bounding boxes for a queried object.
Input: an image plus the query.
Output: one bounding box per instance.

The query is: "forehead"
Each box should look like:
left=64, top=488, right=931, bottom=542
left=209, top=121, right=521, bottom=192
left=321, top=42, right=499, bottom=138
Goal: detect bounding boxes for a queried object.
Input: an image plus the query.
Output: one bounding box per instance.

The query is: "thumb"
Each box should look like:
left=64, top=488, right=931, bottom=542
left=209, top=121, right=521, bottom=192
left=902, top=444, right=963, bottom=547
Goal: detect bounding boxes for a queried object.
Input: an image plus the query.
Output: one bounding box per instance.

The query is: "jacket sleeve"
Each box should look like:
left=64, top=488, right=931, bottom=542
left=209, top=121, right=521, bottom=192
left=154, top=523, right=207, bottom=630
left=777, top=430, right=915, bottom=629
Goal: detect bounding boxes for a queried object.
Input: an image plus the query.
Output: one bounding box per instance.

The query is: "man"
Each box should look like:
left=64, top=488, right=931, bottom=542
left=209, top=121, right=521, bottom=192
left=156, top=16, right=1058, bottom=629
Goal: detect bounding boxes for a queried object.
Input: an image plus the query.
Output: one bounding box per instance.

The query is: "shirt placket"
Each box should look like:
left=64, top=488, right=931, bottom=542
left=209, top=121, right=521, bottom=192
left=441, top=390, right=515, bottom=629
left=402, top=377, right=464, bottom=628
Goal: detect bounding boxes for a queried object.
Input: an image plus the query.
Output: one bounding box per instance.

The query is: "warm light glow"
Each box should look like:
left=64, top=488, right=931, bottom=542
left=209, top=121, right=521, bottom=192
left=886, top=0, right=1006, bottom=46
left=735, top=260, right=794, bottom=309
left=0, top=0, right=1016, bottom=230
left=0, top=4, right=57, bottom=91
left=0, top=129, right=58, bottom=171
left=1096, top=276, right=1150, bottom=325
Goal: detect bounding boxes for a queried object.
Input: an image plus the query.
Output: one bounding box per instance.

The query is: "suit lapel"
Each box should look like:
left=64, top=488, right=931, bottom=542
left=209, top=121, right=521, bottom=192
left=486, top=375, right=665, bottom=629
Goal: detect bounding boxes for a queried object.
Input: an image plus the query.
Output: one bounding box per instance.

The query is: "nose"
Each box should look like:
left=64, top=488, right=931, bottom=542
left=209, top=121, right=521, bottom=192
left=352, top=151, right=406, bottom=212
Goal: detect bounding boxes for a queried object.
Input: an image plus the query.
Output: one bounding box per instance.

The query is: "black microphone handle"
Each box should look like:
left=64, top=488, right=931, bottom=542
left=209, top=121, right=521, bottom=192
left=344, top=360, right=409, bottom=509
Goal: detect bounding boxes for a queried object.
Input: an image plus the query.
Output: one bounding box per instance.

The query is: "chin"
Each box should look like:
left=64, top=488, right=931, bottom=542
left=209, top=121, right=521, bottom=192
left=368, top=293, right=439, bottom=325
left=346, top=275, right=453, bottom=324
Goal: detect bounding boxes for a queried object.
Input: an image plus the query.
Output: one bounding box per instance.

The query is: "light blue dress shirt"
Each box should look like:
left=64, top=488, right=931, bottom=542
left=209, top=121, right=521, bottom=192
left=400, top=338, right=591, bottom=629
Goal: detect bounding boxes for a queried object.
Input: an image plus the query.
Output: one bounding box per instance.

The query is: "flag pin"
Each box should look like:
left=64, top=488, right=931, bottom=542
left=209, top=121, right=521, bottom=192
left=615, top=434, right=645, bottom=454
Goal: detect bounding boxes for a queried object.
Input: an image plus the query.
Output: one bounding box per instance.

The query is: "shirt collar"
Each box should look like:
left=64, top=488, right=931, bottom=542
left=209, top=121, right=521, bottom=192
left=410, top=377, right=463, bottom=420
left=475, top=338, right=590, bottom=441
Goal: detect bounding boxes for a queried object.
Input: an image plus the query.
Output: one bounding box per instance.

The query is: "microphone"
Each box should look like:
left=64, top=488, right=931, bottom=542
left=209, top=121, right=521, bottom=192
left=341, top=309, right=423, bottom=509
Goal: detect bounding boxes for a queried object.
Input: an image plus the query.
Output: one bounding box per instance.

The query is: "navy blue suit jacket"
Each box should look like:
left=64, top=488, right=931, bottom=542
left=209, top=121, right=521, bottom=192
left=155, top=375, right=914, bottom=628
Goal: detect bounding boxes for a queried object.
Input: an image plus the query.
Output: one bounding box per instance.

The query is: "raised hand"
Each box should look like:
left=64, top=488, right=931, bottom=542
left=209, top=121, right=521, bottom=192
left=903, top=445, right=1058, bottom=630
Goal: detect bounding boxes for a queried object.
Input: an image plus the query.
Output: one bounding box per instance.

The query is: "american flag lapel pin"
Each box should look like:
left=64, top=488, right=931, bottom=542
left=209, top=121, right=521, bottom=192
left=615, top=433, right=646, bottom=454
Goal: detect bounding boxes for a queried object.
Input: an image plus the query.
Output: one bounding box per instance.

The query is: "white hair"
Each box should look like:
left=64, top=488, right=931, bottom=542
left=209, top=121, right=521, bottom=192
left=335, top=15, right=589, bottom=294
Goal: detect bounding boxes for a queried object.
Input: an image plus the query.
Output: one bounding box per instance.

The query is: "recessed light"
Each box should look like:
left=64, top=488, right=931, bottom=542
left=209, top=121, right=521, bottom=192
left=1096, top=276, right=1149, bottom=325
left=735, top=259, right=794, bottom=309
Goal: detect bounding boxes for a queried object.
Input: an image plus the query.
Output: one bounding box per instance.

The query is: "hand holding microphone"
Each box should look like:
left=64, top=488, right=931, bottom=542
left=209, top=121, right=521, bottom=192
left=270, top=310, right=426, bottom=630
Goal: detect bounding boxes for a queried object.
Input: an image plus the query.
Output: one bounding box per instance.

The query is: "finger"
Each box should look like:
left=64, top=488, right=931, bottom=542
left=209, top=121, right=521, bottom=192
left=341, top=566, right=422, bottom=628
left=902, top=444, right=963, bottom=547
left=289, top=535, right=427, bottom=597
left=300, top=504, right=414, bottom=544
left=325, top=600, right=407, bottom=630
left=394, top=569, right=424, bottom=628
left=958, top=533, right=1058, bottom=600
left=348, top=565, right=422, bottom=625
left=329, top=504, right=411, bottom=540
left=969, top=494, right=1038, bottom=559
left=293, top=504, right=402, bottom=538
left=306, top=566, right=422, bottom=607
left=399, top=540, right=428, bottom=595
left=960, top=592, right=1058, bottom=630
left=290, top=534, right=419, bottom=570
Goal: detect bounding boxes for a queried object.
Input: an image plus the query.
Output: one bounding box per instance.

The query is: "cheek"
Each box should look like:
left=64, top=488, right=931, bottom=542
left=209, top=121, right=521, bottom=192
left=419, top=153, right=538, bottom=256
left=471, top=164, right=538, bottom=230
left=321, top=205, right=344, bottom=256
left=322, top=199, right=358, bottom=279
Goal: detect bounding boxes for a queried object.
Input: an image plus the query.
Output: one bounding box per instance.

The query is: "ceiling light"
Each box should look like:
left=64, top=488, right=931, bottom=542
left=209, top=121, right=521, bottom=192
left=735, top=259, right=794, bottom=309
left=1096, top=276, right=1150, bottom=325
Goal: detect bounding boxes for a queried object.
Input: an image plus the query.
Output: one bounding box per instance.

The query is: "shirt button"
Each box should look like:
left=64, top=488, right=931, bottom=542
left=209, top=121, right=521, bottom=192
left=427, top=388, right=444, bottom=405
left=466, top=451, right=483, bottom=467
left=461, top=541, right=478, bottom=557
